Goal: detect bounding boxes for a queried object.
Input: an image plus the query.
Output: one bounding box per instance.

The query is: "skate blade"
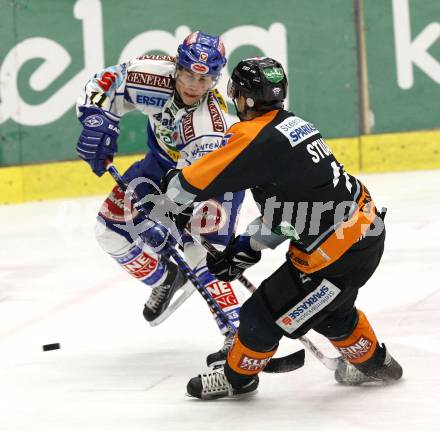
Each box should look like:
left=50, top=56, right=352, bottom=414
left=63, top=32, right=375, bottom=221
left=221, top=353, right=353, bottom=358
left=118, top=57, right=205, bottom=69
left=149, top=282, right=195, bottom=326
left=185, top=390, right=258, bottom=400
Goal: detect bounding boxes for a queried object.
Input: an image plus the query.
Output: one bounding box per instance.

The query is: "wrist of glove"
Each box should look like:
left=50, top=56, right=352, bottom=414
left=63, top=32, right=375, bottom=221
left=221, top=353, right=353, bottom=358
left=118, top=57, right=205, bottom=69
left=76, top=106, right=120, bottom=177
left=206, top=235, right=261, bottom=282
left=139, top=220, right=176, bottom=252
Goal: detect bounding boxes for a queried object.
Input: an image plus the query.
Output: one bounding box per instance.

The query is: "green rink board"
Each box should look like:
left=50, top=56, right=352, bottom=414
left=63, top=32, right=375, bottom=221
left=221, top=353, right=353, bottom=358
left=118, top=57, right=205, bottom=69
left=0, top=0, right=358, bottom=166
left=1, top=0, right=439, bottom=169
left=364, top=0, right=440, bottom=133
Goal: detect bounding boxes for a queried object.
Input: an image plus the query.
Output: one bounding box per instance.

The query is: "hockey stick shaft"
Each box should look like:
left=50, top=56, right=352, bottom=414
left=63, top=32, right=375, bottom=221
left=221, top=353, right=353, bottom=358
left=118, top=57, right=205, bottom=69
left=162, top=247, right=237, bottom=335
left=296, top=335, right=340, bottom=371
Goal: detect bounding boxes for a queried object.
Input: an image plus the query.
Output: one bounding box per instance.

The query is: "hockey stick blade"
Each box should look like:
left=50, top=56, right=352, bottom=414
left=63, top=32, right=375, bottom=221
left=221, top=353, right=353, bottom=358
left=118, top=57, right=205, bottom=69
left=149, top=282, right=195, bottom=327
left=264, top=348, right=305, bottom=373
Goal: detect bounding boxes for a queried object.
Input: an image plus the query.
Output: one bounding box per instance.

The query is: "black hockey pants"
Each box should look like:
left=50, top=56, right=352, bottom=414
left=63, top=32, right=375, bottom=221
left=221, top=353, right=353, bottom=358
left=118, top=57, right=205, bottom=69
left=237, top=228, right=386, bottom=352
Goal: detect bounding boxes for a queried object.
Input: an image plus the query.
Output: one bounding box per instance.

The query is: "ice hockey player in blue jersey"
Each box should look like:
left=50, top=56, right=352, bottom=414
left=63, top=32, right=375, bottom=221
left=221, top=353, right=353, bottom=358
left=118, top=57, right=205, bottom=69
left=75, top=31, right=245, bottom=364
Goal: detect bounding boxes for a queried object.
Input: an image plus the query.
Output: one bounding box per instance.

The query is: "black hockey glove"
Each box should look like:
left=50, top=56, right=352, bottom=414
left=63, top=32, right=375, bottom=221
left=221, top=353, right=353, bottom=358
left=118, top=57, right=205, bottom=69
left=207, top=235, right=261, bottom=282
left=159, top=169, right=194, bottom=231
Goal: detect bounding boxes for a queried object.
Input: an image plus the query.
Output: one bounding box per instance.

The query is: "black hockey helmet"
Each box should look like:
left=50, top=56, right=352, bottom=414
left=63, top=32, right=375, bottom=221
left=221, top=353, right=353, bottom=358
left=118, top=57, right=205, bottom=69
left=227, top=57, right=287, bottom=118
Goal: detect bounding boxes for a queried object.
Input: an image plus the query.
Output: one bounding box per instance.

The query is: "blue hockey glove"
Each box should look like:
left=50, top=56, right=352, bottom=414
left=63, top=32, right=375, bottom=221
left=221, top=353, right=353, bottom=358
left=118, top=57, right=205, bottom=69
left=77, top=106, right=120, bottom=176
left=206, top=235, right=261, bottom=282
left=139, top=220, right=176, bottom=252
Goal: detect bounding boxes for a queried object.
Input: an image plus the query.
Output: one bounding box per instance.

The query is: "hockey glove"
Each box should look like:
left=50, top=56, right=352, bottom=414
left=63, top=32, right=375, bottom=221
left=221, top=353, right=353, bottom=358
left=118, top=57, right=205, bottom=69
left=77, top=106, right=120, bottom=177
left=207, top=235, right=261, bottom=282
left=139, top=220, right=176, bottom=252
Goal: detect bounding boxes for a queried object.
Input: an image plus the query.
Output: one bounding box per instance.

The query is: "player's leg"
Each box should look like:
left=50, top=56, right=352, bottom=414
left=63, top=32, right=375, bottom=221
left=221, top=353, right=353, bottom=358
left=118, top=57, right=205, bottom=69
left=186, top=290, right=281, bottom=399
left=187, top=191, right=246, bottom=367
left=314, top=229, right=402, bottom=384
left=186, top=243, right=401, bottom=400
left=96, top=155, right=187, bottom=321
left=315, top=307, right=402, bottom=385
left=187, top=260, right=301, bottom=400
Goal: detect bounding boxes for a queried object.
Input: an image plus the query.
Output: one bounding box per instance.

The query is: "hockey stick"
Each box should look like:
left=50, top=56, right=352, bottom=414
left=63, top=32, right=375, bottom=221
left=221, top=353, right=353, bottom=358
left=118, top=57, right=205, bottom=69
left=105, top=162, right=305, bottom=373
left=189, top=234, right=342, bottom=371
left=295, top=334, right=340, bottom=371
left=104, top=163, right=236, bottom=329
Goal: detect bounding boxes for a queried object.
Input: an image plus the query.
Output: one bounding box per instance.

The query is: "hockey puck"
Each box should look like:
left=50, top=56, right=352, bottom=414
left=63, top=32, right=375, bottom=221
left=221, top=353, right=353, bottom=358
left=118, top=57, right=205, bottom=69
left=42, top=343, right=60, bottom=351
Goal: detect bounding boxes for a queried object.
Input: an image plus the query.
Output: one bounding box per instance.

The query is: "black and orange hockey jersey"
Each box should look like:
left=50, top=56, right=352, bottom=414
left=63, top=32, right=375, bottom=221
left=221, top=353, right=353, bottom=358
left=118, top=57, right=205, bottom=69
left=173, top=109, right=378, bottom=273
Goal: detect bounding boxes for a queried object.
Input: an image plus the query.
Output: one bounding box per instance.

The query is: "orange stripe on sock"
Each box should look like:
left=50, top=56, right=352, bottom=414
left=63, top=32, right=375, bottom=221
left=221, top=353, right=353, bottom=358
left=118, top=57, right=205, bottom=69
left=330, top=310, right=378, bottom=364
left=227, top=334, right=277, bottom=375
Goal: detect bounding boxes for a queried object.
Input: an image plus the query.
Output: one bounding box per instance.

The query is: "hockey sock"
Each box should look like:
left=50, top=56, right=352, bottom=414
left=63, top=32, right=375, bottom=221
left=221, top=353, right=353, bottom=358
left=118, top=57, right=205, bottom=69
left=329, top=309, right=379, bottom=365
left=113, top=242, right=169, bottom=287
left=224, top=333, right=276, bottom=388
left=195, top=264, right=241, bottom=335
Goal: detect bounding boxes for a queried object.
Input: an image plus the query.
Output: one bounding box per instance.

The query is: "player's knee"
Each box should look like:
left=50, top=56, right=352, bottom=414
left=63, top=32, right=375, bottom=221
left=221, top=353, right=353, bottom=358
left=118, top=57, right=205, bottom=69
left=238, top=292, right=282, bottom=352
left=314, top=307, right=358, bottom=339
left=95, top=219, right=132, bottom=255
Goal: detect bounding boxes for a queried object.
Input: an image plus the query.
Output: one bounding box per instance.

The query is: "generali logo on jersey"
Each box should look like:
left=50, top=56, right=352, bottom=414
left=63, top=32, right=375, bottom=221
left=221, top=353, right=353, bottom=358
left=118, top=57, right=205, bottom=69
left=127, top=71, right=173, bottom=89
left=182, top=112, right=195, bottom=141
left=208, top=94, right=225, bottom=132
left=136, top=54, right=176, bottom=62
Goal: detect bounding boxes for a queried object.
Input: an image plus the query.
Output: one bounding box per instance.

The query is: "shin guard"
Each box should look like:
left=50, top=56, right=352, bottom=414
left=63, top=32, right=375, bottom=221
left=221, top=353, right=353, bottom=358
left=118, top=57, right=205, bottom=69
left=227, top=333, right=277, bottom=376
left=96, top=221, right=167, bottom=288
left=330, top=309, right=378, bottom=365
left=195, top=264, right=242, bottom=335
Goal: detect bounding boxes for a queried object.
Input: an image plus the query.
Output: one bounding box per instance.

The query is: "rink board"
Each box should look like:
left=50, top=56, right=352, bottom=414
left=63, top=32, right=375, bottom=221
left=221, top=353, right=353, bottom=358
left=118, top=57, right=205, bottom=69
left=2, top=129, right=440, bottom=204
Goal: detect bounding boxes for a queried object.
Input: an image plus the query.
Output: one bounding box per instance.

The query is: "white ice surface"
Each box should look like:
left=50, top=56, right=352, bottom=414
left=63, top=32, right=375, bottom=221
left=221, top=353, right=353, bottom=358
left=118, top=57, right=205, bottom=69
left=1, top=170, right=440, bottom=431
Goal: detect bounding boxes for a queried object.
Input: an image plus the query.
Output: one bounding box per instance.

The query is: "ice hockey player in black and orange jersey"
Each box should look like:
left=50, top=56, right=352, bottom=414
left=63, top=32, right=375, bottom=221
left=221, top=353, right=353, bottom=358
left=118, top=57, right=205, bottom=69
left=161, top=57, right=403, bottom=399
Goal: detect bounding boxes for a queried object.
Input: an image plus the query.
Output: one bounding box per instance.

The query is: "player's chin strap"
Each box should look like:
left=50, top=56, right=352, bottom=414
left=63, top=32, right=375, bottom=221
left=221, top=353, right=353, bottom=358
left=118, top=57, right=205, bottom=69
left=105, top=161, right=305, bottom=374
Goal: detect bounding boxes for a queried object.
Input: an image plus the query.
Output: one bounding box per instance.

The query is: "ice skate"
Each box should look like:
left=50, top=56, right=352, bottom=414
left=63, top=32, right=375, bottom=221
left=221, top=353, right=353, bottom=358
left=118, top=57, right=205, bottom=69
left=335, top=344, right=402, bottom=385
left=186, top=367, right=258, bottom=400
left=143, top=261, right=189, bottom=322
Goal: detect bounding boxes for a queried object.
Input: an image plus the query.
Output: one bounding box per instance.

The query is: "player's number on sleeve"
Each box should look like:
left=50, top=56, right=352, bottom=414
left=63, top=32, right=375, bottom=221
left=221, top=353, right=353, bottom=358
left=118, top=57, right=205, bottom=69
left=331, top=161, right=352, bottom=192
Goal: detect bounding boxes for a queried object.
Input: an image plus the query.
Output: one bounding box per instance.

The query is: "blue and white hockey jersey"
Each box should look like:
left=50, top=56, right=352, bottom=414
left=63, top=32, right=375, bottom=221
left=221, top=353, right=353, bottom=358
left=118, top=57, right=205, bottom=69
left=76, top=54, right=232, bottom=171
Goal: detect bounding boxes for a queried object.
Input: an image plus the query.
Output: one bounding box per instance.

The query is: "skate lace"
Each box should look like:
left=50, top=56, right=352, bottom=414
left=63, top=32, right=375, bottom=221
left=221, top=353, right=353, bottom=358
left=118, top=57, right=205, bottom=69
left=201, top=370, right=231, bottom=394
left=344, top=363, right=366, bottom=379
left=339, top=361, right=373, bottom=383
left=146, top=284, right=170, bottom=312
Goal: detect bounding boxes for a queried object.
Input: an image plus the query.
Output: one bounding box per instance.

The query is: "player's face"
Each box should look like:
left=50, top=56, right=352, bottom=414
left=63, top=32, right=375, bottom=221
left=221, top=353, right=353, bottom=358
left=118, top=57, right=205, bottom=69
left=175, top=68, right=215, bottom=105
